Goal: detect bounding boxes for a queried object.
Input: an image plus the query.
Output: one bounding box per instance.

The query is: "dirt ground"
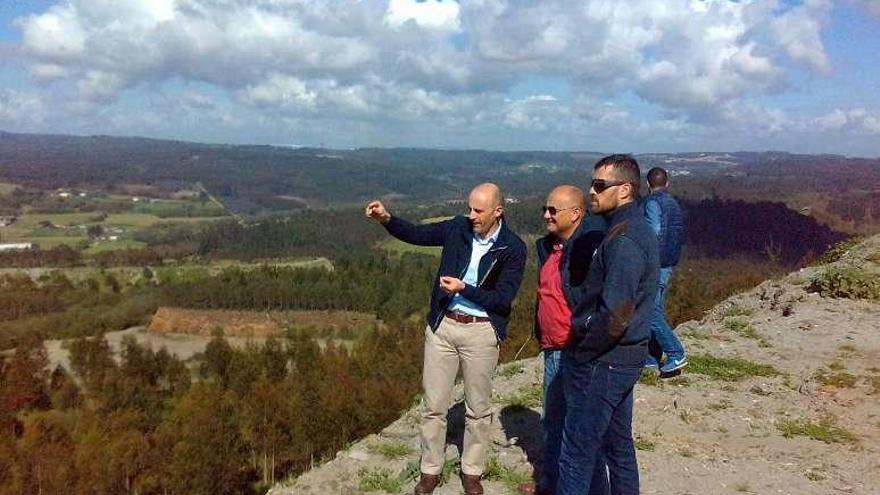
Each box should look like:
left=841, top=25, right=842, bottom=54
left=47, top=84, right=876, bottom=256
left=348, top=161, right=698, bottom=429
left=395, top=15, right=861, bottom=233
left=269, top=236, right=880, bottom=495
left=149, top=307, right=380, bottom=337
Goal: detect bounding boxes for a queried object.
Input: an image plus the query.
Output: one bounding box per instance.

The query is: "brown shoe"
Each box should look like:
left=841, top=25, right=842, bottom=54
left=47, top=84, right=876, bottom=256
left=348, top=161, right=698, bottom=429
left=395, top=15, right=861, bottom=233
left=518, top=482, right=553, bottom=495
left=413, top=473, right=440, bottom=495
left=461, top=474, right=484, bottom=495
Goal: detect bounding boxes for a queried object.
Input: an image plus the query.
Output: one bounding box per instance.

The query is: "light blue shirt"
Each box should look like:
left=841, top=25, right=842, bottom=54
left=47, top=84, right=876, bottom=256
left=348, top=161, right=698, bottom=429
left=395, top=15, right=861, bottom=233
left=447, top=221, right=502, bottom=317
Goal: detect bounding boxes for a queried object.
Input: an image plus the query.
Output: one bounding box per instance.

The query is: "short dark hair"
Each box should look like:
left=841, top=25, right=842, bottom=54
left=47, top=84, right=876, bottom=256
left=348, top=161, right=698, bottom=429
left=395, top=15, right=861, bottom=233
left=647, top=167, right=669, bottom=188
left=594, top=154, right=641, bottom=195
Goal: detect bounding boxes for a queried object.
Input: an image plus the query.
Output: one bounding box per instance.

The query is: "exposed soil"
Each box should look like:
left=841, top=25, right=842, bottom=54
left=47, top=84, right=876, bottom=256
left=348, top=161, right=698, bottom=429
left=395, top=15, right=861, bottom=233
left=149, top=307, right=381, bottom=337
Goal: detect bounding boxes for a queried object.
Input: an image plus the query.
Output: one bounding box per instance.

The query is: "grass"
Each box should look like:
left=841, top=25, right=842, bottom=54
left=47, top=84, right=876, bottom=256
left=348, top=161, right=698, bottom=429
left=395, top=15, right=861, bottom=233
left=720, top=304, right=755, bottom=319
left=498, top=362, right=525, bottom=378
left=484, top=456, right=532, bottom=492
left=440, top=458, right=461, bottom=486
left=358, top=467, right=404, bottom=493
left=808, top=266, right=880, bottom=300
left=688, top=354, right=781, bottom=382
left=634, top=437, right=656, bottom=451
left=498, top=384, right=542, bottom=409
left=777, top=415, right=858, bottom=444
left=813, top=237, right=862, bottom=265
left=379, top=238, right=442, bottom=256
left=83, top=239, right=148, bottom=254
left=814, top=368, right=857, bottom=388
left=638, top=370, right=661, bottom=386
left=368, top=440, right=413, bottom=460
left=723, top=317, right=772, bottom=348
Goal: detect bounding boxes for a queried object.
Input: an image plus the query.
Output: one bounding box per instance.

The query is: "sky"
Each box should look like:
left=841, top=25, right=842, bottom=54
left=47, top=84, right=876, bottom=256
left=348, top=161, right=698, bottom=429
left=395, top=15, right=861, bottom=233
left=1, top=0, right=879, bottom=156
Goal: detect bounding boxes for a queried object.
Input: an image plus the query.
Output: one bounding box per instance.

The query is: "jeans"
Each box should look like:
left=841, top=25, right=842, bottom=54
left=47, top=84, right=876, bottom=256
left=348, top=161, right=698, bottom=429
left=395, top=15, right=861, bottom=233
left=539, top=350, right=565, bottom=491
left=558, top=353, right=641, bottom=495
left=541, top=350, right=609, bottom=494
left=649, top=266, right=685, bottom=363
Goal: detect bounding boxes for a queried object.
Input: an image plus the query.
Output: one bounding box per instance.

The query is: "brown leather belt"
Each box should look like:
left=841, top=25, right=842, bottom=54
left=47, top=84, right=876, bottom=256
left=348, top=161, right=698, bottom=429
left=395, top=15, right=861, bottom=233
left=444, top=310, right=491, bottom=324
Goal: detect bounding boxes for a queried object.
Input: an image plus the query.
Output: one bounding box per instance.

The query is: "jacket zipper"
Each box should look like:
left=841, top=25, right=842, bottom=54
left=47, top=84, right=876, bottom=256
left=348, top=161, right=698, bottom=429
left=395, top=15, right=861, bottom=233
left=477, top=245, right=507, bottom=287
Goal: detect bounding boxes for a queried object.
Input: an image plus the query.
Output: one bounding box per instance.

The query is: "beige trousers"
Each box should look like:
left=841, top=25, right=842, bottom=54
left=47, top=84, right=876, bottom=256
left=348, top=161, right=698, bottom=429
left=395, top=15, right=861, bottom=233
left=420, top=317, right=499, bottom=476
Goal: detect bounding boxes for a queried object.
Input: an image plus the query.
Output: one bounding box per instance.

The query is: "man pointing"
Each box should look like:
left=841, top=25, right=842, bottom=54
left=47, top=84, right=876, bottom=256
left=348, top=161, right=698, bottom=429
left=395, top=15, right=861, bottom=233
left=366, top=183, right=527, bottom=495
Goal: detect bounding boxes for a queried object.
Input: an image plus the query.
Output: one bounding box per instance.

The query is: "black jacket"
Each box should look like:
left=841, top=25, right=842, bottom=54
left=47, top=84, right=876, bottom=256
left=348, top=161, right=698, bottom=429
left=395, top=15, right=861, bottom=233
left=384, top=215, right=527, bottom=341
left=534, top=215, right=607, bottom=348
left=569, top=202, right=659, bottom=365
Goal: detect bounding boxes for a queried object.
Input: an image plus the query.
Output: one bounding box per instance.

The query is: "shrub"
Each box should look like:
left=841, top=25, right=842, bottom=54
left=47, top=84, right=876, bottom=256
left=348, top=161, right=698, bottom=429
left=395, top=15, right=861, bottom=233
left=808, top=266, right=880, bottom=300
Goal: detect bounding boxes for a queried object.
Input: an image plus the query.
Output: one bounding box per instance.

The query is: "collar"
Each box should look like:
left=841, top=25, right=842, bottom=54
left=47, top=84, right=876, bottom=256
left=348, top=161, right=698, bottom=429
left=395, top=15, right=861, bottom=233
left=474, top=219, right=502, bottom=246
left=605, top=201, right=640, bottom=226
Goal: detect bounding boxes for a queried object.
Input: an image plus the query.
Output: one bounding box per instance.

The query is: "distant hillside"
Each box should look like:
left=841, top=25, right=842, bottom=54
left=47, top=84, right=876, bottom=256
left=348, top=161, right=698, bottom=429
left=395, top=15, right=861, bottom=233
left=268, top=234, right=880, bottom=495
left=1, top=131, right=878, bottom=233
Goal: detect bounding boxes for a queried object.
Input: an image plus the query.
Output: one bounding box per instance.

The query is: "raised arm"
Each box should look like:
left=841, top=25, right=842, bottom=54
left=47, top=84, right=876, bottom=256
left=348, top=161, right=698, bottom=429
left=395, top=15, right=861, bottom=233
left=365, top=199, right=453, bottom=246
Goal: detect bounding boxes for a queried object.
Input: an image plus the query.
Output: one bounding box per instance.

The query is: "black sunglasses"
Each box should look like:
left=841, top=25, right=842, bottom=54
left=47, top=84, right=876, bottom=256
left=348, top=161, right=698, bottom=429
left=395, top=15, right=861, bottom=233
left=542, top=205, right=579, bottom=216
left=590, top=179, right=630, bottom=193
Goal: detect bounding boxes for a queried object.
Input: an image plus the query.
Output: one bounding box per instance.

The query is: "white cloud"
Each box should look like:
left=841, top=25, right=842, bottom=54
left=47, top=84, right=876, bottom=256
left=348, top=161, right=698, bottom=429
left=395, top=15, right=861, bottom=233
left=384, top=0, right=461, bottom=32
left=771, top=0, right=832, bottom=73
left=811, top=108, right=880, bottom=135
left=7, top=0, right=878, bottom=155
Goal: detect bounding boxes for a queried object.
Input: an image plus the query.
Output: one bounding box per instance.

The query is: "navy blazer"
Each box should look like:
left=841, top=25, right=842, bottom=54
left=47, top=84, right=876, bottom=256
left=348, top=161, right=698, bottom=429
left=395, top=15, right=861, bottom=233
left=384, top=215, right=527, bottom=341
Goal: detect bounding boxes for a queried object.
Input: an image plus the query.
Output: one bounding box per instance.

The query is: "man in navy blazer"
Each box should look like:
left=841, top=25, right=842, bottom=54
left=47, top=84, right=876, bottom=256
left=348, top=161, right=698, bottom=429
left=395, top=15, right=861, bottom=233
left=366, top=183, right=526, bottom=495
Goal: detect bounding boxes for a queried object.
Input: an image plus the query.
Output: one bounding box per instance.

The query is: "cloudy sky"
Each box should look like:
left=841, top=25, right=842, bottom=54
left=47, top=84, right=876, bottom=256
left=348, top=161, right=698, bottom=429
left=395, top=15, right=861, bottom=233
left=1, top=0, right=879, bottom=156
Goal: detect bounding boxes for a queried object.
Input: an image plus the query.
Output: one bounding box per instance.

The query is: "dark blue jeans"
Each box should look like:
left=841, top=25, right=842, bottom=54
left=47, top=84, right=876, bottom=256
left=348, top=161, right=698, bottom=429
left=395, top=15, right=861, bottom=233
left=558, top=354, right=641, bottom=495
left=541, top=350, right=609, bottom=494
left=649, top=266, right=685, bottom=363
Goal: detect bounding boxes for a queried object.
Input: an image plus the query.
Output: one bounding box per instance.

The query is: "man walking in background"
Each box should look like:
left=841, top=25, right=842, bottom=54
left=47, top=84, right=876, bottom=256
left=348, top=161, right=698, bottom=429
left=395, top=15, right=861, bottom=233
left=557, top=155, right=659, bottom=495
left=520, top=185, right=607, bottom=495
left=644, top=167, right=687, bottom=375
left=365, top=183, right=527, bottom=495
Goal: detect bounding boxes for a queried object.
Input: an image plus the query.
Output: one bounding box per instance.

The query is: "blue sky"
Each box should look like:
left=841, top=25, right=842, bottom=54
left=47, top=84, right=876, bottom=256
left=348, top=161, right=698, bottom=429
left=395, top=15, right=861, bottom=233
left=1, top=0, right=879, bottom=156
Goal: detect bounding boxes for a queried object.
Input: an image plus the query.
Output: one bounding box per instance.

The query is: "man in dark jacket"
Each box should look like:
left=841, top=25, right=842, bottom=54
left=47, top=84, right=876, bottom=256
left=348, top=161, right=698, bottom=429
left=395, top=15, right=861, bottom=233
left=519, top=185, right=606, bottom=495
left=557, top=155, right=659, bottom=495
left=644, top=167, right=687, bottom=374
left=366, top=183, right=527, bottom=495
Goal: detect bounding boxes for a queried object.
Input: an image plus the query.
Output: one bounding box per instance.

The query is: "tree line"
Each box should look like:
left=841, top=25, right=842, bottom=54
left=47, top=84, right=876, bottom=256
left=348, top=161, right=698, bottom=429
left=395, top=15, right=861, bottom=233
left=0, top=322, right=423, bottom=495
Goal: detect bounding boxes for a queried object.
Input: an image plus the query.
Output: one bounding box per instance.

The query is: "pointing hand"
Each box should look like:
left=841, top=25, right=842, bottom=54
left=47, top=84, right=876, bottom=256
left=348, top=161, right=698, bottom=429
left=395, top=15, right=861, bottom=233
left=365, top=200, right=391, bottom=224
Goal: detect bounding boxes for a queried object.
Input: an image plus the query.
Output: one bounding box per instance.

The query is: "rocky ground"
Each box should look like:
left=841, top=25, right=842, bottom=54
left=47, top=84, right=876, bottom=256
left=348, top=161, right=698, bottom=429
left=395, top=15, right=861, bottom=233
left=269, top=235, right=880, bottom=495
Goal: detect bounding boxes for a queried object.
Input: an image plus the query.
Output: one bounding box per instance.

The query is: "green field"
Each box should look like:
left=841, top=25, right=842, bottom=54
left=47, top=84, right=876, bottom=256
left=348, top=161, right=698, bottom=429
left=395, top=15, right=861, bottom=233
left=0, top=211, right=225, bottom=249
left=379, top=238, right=442, bottom=256
left=83, top=239, right=148, bottom=254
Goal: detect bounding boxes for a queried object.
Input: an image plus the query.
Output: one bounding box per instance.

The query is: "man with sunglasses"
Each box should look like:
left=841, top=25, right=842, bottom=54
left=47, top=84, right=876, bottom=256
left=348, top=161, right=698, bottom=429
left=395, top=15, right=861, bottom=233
left=366, top=183, right=526, bottom=495
left=519, top=185, right=607, bottom=495
left=557, top=155, right=659, bottom=495
left=644, top=167, right=687, bottom=375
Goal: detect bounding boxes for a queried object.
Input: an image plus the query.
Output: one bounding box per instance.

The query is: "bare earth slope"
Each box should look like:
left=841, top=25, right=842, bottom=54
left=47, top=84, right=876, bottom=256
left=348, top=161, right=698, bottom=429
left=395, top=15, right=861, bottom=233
left=269, top=235, right=880, bottom=495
